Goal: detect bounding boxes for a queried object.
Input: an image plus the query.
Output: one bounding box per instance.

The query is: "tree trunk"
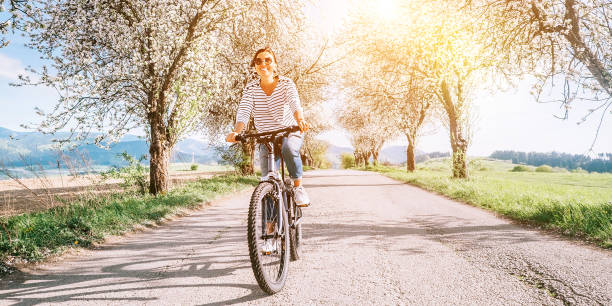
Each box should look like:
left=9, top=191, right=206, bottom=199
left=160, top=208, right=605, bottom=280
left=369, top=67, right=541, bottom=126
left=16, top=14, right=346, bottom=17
left=406, top=135, right=416, bottom=172
left=441, top=80, right=468, bottom=178
left=354, top=151, right=362, bottom=167
left=239, top=142, right=254, bottom=175
left=149, top=122, right=170, bottom=195
left=451, top=142, right=468, bottom=178
left=372, top=150, right=379, bottom=166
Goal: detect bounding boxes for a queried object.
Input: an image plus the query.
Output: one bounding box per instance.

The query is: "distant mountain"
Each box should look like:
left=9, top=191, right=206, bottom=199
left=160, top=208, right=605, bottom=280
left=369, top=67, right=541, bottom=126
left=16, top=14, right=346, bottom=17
left=379, top=146, right=425, bottom=164
left=325, top=145, right=354, bottom=168
left=0, top=127, right=222, bottom=168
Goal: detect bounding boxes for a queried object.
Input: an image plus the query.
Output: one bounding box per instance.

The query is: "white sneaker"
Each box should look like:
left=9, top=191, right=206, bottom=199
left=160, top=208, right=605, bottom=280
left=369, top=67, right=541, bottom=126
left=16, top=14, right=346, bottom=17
left=294, top=185, right=310, bottom=207
left=261, top=239, right=277, bottom=255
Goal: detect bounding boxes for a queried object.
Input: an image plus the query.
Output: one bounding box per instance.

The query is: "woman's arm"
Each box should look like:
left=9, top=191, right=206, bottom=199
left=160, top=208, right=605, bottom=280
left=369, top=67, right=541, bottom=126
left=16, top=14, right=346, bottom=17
left=226, top=86, right=253, bottom=142
left=294, top=110, right=309, bottom=133
left=286, top=79, right=309, bottom=133
left=226, top=121, right=245, bottom=142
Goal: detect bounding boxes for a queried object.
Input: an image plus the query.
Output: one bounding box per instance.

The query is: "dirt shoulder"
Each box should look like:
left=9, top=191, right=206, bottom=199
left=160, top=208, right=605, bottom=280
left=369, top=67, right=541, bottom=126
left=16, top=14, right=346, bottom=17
left=0, top=170, right=230, bottom=217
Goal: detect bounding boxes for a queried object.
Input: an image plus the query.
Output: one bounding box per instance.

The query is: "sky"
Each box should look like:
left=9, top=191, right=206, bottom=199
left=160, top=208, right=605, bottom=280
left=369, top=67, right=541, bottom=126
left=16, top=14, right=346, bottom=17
left=1, top=1, right=610, bottom=157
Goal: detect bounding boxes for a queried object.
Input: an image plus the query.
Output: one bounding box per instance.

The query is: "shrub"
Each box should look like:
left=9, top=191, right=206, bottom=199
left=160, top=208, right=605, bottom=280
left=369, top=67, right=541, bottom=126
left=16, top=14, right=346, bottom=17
left=510, top=165, right=533, bottom=172
left=190, top=164, right=199, bottom=171
left=468, top=159, right=483, bottom=169
left=341, top=153, right=355, bottom=169
left=102, top=152, right=149, bottom=194
left=217, top=144, right=252, bottom=175
left=535, top=165, right=553, bottom=173
left=572, top=167, right=588, bottom=173
left=317, top=159, right=332, bottom=169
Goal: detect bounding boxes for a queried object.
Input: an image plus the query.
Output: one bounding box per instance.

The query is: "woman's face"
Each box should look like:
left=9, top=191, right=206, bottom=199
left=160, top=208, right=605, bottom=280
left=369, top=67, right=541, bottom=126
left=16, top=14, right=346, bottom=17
left=254, top=51, right=277, bottom=78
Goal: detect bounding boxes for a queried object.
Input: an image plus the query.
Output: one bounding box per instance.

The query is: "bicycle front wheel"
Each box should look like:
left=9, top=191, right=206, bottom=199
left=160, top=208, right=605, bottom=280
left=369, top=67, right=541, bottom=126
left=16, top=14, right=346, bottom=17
left=247, top=182, right=289, bottom=294
left=290, top=205, right=303, bottom=261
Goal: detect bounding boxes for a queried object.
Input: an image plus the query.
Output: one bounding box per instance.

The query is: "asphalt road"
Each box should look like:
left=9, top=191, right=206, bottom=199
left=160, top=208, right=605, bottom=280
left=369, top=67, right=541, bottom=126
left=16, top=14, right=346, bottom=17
left=1, top=169, right=610, bottom=305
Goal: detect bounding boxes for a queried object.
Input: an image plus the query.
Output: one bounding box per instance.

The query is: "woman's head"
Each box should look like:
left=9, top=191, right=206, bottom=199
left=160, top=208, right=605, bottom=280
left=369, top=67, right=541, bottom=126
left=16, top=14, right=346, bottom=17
left=250, top=47, right=278, bottom=79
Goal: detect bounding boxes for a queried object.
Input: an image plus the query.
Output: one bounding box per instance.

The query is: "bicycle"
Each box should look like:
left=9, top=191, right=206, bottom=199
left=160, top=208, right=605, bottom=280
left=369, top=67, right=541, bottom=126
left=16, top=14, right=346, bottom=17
left=235, top=125, right=304, bottom=294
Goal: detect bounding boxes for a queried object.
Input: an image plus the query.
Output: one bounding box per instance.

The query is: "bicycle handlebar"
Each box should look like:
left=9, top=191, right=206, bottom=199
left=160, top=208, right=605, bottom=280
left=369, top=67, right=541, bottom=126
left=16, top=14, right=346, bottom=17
left=235, top=125, right=300, bottom=142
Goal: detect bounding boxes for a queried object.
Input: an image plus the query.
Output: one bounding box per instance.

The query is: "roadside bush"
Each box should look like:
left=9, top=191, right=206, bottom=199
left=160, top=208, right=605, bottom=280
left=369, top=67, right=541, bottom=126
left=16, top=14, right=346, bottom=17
left=102, top=152, right=149, bottom=194
left=217, top=144, right=252, bottom=175
left=316, top=158, right=332, bottom=169
left=190, top=164, right=199, bottom=171
left=468, top=159, right=483, bottom=169
left=510, top=165, right=533, bottom=172
left=535, top=165, right=553, bottom=173
left=341, top=153, right=355, bottom=169
left=572, top=167, right=588, bottom=174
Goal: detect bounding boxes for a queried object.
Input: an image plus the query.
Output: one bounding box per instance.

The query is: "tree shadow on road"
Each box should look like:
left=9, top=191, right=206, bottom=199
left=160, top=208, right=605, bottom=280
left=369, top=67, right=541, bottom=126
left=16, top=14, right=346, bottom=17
left=0, top=194, right=552, bottom=305
left=0, top=205, right=271, bottom=305
left=302, top=214, right=543, bottom=256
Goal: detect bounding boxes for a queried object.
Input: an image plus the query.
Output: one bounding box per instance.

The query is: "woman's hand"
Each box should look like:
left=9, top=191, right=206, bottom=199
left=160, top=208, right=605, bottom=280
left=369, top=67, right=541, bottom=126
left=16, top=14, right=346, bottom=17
left=297, top=119, right=309, bottom=134
left=226, top=132, right=238, bottom=143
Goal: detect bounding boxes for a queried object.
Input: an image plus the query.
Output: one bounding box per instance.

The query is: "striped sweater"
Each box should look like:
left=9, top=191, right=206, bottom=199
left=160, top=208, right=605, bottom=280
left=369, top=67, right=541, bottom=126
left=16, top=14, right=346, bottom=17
left=235, top=75, right=303, bottom=133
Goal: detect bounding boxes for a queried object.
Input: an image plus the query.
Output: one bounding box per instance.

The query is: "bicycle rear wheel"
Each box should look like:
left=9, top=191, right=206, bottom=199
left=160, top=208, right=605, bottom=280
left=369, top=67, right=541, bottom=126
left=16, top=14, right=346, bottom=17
left=247, top=182, right=289, bottom=294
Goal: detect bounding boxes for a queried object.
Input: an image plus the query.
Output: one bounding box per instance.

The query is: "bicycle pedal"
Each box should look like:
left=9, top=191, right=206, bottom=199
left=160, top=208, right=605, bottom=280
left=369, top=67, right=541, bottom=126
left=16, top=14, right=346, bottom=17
left=296, top=203, right=310, bottom=208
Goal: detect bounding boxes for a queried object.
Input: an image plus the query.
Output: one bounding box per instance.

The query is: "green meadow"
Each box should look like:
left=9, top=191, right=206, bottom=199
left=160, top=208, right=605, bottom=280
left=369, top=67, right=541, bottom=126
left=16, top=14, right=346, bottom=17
left=363, top=158, right=612, bottom=248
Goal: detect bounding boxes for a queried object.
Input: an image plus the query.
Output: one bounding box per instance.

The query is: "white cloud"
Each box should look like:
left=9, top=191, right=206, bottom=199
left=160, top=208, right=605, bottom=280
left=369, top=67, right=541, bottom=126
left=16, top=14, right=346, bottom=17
left=0, top=53, right=26, bottom=80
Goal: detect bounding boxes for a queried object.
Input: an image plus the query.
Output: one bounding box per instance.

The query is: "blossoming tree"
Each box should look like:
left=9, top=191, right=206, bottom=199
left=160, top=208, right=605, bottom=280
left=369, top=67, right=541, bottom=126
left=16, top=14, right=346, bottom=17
left=467, top=0, right=612, bottom=147
left=17, top=0, right=304, bottom=194
left=342, top=1, right=490, bottom=177
left=0, top=0, right=26, bottom=48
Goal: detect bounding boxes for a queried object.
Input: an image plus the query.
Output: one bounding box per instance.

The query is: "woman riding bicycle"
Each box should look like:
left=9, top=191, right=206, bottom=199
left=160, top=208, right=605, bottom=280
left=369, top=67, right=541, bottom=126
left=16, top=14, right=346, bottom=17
left=226, top=47, right=310, bottom=207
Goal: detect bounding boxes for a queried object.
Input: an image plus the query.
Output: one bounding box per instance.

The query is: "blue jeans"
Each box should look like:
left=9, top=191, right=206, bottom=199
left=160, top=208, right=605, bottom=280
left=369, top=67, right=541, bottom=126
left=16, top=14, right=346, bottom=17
left=259, top=132, right=304, bottom=179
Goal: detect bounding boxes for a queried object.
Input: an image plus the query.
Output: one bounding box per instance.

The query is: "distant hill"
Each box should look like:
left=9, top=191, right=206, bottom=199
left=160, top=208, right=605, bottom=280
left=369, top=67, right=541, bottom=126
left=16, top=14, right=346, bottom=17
left=380, top=146, right=425, bottom=164
left=0, top=127, right=222, bottom=168
left=325, top=145, right=354, bottom=168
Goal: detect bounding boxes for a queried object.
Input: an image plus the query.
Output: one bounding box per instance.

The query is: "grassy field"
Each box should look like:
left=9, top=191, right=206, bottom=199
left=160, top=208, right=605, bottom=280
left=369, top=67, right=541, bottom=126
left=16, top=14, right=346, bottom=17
left=168, top=163, right=234, bottom=172
left=0, top=174, right=258, bottom=274
left=362, top=158, right=612, bottom=248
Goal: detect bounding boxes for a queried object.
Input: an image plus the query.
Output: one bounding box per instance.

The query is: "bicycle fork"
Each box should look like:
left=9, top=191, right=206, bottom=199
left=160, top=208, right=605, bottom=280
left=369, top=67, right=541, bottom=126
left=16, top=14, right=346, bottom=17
left=260, top=181, right=285, bottom=240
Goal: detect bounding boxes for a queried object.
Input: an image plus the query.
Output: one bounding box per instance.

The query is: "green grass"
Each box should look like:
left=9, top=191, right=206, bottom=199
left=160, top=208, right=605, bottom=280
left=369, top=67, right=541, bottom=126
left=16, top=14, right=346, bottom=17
left=0, top=175, right=258, bottom=269
left=363, top=158, right=612, bottom=248
left=169, top=163, right=234, bottom=172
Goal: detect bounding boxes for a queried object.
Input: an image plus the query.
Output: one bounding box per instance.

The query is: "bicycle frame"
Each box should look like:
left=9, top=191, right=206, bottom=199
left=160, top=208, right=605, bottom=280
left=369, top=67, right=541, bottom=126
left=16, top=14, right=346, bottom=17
left=236, top=126, right=302, bottom=238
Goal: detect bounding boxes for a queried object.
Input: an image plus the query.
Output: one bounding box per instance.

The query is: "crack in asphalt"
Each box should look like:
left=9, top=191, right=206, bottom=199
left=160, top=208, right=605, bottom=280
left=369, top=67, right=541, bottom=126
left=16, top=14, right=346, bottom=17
left=423, top=225, right=606, bottom=305
left=516, top=258, right=604, bottom=306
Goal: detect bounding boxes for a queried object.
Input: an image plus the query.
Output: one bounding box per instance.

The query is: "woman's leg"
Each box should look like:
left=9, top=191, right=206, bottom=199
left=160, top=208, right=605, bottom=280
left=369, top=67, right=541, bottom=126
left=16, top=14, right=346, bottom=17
left=259, top=143, right=270, bottom=178
left=282, top=132, right=310, bottom=206
left=281, top=132, right=304, bottom=184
